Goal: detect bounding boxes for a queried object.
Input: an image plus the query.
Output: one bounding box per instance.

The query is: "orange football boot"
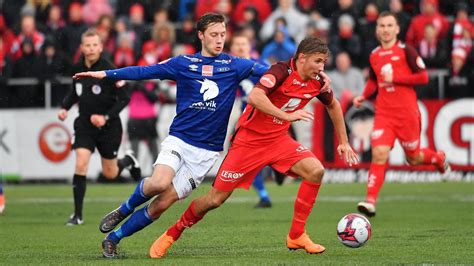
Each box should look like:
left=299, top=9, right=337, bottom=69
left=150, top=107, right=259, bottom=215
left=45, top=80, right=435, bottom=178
left=149, top=233, right=175, bottom=258
left=286, top=232, right=325, bottom=254
left=0, top=193, right=5, bottom=214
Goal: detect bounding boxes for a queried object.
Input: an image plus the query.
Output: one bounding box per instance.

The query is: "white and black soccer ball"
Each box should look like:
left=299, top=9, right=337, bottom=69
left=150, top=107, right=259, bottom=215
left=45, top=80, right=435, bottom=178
left=337, top=213, right=371, bottom=248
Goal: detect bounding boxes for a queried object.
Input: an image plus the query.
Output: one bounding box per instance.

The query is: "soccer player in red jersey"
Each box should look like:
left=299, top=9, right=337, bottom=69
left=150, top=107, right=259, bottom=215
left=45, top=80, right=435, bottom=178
left=148, top=36, right=359, bottom=258
left=353, top=11, right=450, bottom=217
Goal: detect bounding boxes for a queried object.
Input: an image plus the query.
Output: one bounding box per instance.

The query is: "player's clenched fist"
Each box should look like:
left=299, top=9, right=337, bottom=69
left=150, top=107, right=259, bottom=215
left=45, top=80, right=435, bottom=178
left=58, top=108, right=68, bottom=121
left=90, top=114, right=107, bottom=128
left=352, top=96, right=365, bottom=108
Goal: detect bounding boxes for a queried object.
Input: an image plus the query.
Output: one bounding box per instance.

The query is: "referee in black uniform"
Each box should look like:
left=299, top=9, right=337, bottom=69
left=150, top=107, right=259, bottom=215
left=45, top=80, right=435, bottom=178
left=58, top=29, right=142, bottom=226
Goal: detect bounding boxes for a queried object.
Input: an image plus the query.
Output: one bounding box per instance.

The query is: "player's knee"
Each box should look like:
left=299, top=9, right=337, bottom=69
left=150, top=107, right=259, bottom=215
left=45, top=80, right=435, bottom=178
left=305, top=166, right=325, bottom=183
left=75, top=161, right=89, bottom=174
left=372, top=149, right=389, bottom=164
left=147, top=179, right=169, bottom=194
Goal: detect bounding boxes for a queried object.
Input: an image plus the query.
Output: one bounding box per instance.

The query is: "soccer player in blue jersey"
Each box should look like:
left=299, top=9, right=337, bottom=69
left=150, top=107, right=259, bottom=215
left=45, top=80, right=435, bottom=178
left=73, top=13, right=269, bottom=258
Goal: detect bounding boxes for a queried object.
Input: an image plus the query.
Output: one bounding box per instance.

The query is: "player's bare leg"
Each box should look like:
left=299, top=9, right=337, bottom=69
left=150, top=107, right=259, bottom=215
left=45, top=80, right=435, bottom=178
left=101, top=158, right=120, bottom=179
left=285, top=157, right=325, bottom=254
left=149, top=188, right=233, bottom=258
left=102, top=185, right=179, bottom=258
left=358, top=145, right=390, bottom=217
left=67, top=148, right=92, bottom=225
left=99, top=165, right=175, bottom=233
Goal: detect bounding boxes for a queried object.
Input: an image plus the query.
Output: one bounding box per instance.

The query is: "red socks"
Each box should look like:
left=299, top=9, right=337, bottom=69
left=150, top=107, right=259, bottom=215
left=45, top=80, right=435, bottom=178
left=420, top=148, right=441, bottom=164
left=289, top=181, right=321, bottom=240
left=366, top=163, right=387, bottom=204
left=166, top=201, right=204, bottom=240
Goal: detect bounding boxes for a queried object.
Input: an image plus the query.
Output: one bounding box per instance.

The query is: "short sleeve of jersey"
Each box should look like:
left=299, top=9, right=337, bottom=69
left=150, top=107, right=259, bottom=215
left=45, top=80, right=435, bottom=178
left=316, top=86, right=334, bottom=105
left=404, top=45, right=426, bottom=73
left=254, top=62, right=289, bottom=94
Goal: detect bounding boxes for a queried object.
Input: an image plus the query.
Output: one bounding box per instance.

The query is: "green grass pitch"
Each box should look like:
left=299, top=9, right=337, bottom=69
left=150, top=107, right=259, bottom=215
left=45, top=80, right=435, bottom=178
left=0, top=181, right=473, bottom=265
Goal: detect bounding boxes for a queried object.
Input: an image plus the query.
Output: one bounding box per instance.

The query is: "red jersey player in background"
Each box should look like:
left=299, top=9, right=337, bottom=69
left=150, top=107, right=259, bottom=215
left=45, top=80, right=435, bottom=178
left=148, top=36, right=359, bottom=258
left=353, top=11, right=450, bottom=217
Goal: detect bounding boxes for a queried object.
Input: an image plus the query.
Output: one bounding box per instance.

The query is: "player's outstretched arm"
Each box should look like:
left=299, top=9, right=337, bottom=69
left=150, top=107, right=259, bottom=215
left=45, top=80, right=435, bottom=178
left=73, top=71, right=106, bottom=80
left=247, top=87, right=313, bottom=122
left=325, top=98, right=359, bottom=166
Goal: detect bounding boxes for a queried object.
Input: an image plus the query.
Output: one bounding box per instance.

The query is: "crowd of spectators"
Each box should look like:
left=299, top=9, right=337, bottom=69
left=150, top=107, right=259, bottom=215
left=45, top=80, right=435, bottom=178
left=0, top=0, right=472, bottom=107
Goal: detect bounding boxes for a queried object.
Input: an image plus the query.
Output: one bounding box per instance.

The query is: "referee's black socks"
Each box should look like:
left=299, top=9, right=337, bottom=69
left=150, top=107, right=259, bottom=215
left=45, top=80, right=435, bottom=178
left=72, top=174, right=86, bottom=218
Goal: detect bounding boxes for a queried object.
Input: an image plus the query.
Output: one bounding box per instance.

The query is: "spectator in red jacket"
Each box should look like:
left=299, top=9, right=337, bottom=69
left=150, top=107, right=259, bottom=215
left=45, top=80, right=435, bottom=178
left=449, top=2, right=473, bottom=57
left=10, top=14, right=45, bottom=60
left=0, top=15, right=15, bottom=57
left=406, top=0, right=449, bottom=48
left=231, top=0, right=272, bottom=26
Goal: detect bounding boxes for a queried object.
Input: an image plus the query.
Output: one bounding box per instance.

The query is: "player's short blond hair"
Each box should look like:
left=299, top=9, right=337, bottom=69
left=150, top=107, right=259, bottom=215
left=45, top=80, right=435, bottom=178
left=81, top=29, right=101, bottom=43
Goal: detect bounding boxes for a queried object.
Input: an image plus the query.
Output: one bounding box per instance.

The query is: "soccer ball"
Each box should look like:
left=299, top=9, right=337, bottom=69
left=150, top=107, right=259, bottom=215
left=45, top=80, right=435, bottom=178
left=337, top=213, right=371, bottom=248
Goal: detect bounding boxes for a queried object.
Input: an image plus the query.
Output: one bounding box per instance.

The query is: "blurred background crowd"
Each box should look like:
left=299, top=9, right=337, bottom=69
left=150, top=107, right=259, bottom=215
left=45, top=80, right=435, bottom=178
left=0, top=0, right=472, bottom=108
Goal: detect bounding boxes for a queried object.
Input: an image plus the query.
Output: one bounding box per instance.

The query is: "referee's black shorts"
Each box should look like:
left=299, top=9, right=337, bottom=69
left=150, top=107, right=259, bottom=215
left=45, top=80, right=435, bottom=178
left=72, top=116, right=123, bottom=159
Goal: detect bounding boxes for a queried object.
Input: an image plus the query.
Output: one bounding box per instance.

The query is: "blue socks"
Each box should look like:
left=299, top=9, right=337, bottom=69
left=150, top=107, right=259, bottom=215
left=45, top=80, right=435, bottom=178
left=118, top=179, right=151, bottom=216
left=107, top=206, right=153, bottom=243
left=252, top=171, right=270, bottom=203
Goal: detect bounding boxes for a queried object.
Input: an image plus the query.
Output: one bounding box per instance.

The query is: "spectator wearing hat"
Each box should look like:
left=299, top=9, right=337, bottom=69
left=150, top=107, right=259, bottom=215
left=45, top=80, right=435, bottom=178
left=448, top=2, right=473, bottom=59
left=62, top=2, right=87, bottom=59
left=446, top=48, right=473, bottom=99
left=128, top=4, right=148, bottom=59
left=11, top=38, right=42, bottom=107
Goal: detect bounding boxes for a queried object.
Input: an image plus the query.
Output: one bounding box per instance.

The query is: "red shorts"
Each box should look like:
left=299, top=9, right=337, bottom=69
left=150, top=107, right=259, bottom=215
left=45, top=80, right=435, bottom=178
left=371, top=113, right=421, bottom=156
left=213, top=134, right=315, bottom=191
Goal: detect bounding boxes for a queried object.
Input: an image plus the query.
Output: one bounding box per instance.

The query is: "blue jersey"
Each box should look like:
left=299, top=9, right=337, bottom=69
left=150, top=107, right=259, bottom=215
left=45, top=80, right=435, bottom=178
left=105, top=52, right=267, bottom=151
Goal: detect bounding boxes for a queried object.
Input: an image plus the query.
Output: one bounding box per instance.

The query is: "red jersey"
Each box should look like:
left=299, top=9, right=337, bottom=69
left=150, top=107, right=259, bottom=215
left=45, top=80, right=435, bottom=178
left=365, top=41, right=428, bottom=117
left=234, top=59, right=333, bottom=145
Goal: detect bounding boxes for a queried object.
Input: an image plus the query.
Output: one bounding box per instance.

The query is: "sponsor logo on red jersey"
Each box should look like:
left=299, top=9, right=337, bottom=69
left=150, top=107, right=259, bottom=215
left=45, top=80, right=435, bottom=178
left=260, top=74, right=276, bottom=88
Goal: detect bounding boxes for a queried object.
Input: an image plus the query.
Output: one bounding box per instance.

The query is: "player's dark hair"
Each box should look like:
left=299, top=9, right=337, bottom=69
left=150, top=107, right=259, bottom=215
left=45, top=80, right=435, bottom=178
left=378, top=11, right=399, bottom=25
left=293, top=36, right=328, bottom=60
left=197, top=13, right=226, bottom=33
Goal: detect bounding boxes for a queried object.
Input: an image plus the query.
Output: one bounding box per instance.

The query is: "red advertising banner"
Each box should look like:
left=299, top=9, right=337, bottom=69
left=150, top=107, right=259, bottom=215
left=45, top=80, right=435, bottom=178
left=312, top=99, right=474, bottom=171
